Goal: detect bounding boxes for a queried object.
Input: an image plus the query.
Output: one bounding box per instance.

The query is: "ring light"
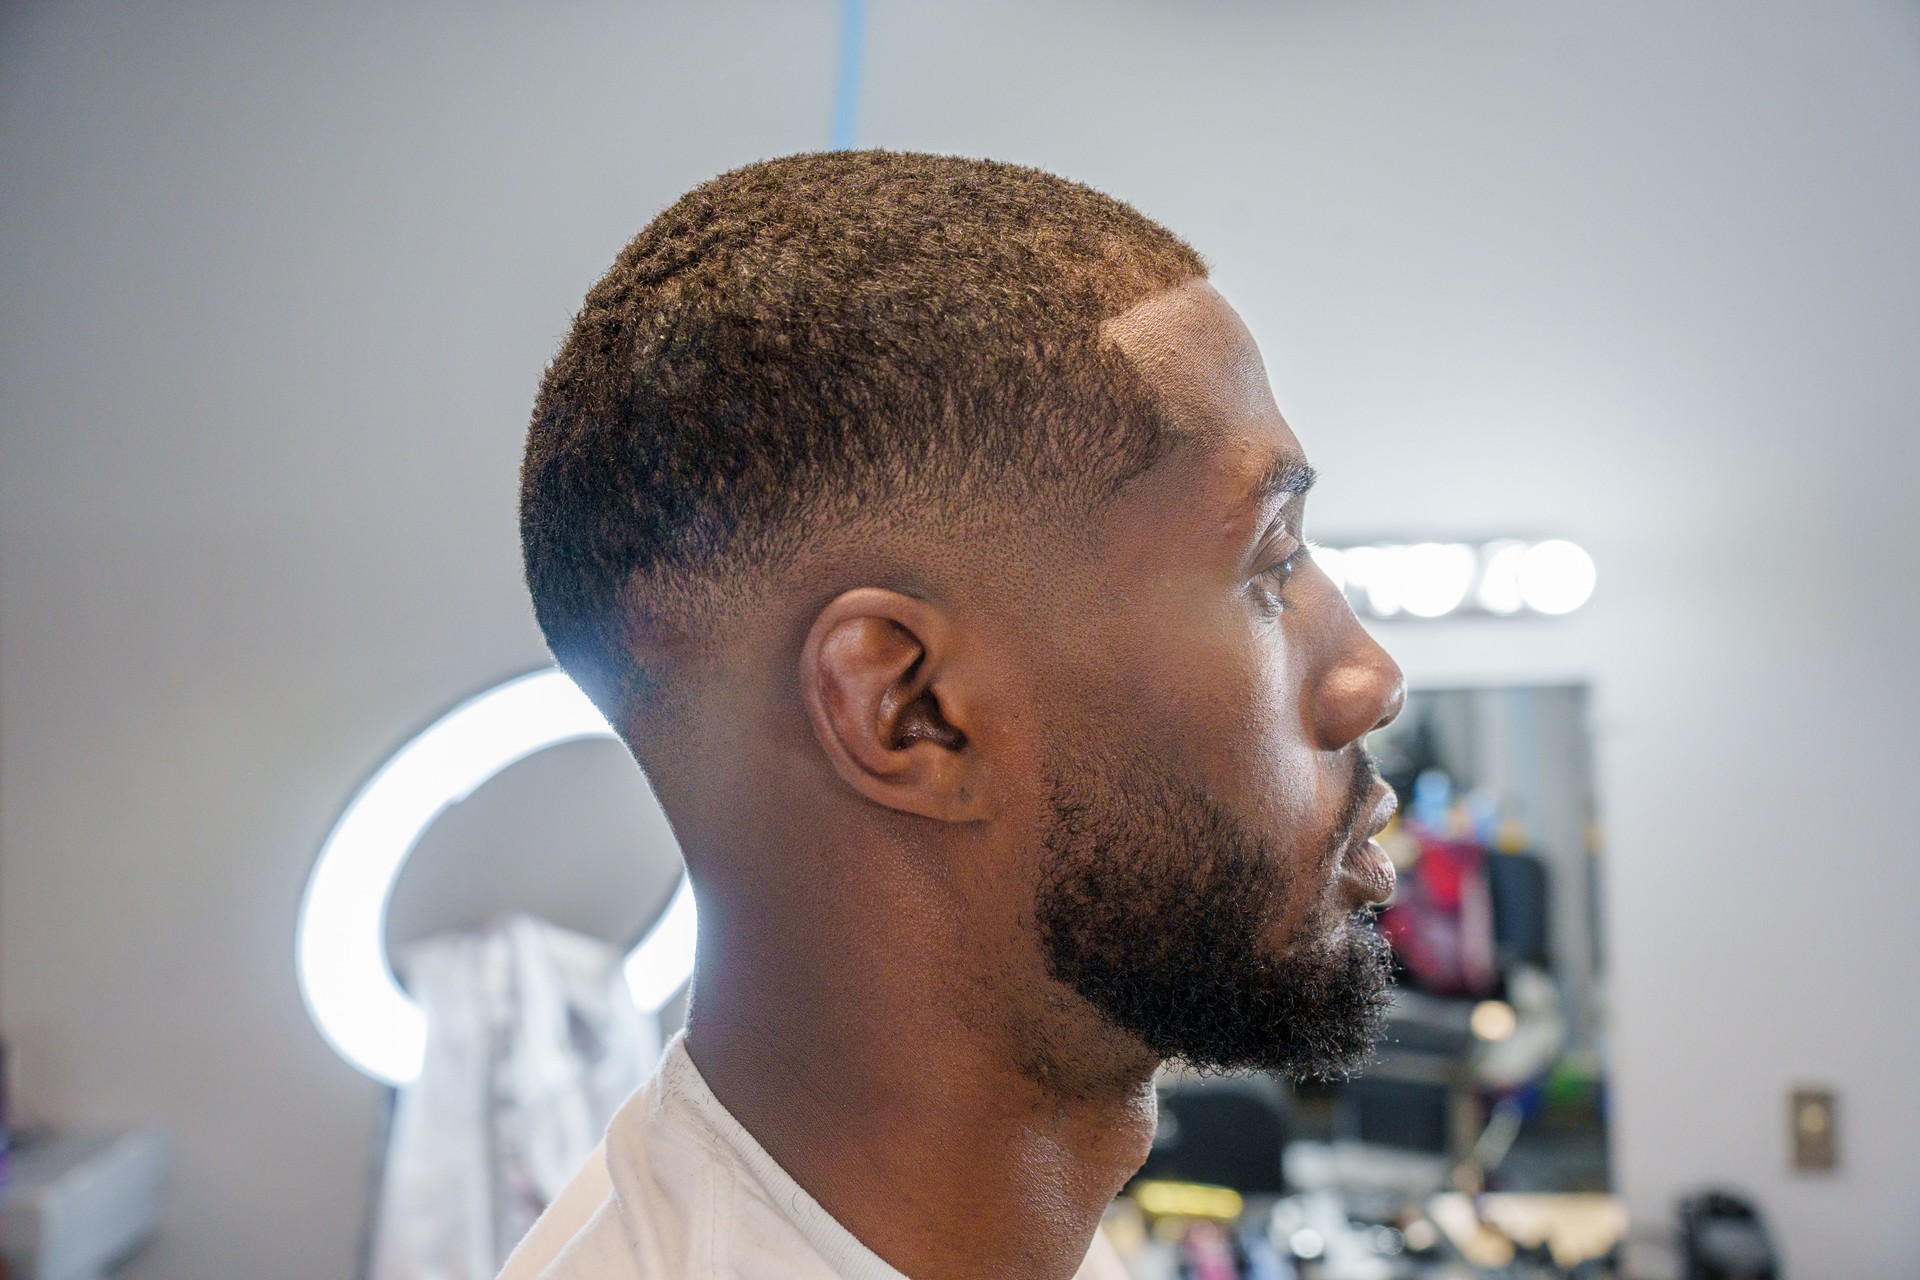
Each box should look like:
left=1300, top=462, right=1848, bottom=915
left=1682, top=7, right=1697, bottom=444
left=296, top=668, right=696, bottom=1086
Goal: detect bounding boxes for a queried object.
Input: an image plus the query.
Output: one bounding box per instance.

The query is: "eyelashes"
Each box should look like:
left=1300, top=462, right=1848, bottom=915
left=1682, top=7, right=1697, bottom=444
left=1252, top=545, right=1303, bottom=614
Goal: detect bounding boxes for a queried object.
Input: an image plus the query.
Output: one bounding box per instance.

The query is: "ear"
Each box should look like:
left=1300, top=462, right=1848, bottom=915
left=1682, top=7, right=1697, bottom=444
left=799, top=588, right=991, bottom=823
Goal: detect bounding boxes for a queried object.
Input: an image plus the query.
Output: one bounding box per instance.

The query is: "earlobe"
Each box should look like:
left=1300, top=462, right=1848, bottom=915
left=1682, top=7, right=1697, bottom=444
left=800, top=589, right=987, bottom=823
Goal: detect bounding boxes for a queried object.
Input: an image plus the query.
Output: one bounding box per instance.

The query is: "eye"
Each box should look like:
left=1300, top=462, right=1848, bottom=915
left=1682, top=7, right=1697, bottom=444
left=1252, top=546, right=1303, bottom=614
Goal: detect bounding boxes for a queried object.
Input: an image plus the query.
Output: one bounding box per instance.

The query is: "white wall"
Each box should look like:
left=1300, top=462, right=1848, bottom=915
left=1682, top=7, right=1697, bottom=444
left=3, top=2, right=1916, bottom=1276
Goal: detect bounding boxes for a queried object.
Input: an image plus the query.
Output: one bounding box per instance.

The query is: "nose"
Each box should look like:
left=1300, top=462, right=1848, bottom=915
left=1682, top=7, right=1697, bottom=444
left=1308, top=616, right=1405, bottom=752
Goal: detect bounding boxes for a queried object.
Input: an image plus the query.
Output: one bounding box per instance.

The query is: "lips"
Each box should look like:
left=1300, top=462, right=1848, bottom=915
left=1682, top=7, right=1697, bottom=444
left=1341, top=838, right=1398, bottom=905
left=1337, top=784, right=1400, bottom=906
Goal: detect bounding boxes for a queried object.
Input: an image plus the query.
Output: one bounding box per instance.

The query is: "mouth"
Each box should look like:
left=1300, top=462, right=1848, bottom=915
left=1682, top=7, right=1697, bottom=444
left=1336, top=782, right=1400, bottom=907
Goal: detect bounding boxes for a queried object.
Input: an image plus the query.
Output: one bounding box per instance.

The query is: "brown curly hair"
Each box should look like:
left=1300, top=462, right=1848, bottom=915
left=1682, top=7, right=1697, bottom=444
left=521, top=150, right=1206, bottom=723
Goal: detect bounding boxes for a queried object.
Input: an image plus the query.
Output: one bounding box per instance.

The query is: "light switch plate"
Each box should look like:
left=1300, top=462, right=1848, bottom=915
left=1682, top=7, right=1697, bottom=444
left=1789, top=1086, right=1837, bottom=1173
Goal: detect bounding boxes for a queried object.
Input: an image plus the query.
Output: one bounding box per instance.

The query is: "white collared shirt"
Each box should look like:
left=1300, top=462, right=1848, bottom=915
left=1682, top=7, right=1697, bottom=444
left=499, top=1034, right=1131, bottom=1280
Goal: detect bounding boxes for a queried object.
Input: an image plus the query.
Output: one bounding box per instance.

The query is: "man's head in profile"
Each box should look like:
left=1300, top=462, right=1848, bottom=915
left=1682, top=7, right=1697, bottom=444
left=517, top=151, right=1403, bottom=1279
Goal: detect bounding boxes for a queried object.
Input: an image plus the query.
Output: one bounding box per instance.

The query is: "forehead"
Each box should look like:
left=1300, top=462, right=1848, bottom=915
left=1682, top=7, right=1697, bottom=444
left=1103, top=280, right=1305, bottom=515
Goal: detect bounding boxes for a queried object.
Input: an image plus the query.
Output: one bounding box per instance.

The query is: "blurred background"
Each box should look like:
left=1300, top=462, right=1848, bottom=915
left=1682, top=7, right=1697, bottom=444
left=2, top=1, right=1917, bottom=1277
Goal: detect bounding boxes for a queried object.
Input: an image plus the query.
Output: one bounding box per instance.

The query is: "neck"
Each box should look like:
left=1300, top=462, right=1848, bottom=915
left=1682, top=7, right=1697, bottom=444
left=680, top=877, right=1158, bottom=1280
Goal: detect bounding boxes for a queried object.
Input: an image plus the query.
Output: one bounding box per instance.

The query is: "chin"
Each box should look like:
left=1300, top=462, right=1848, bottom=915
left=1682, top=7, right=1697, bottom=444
left=1274, top=890, right=1363, bottom=956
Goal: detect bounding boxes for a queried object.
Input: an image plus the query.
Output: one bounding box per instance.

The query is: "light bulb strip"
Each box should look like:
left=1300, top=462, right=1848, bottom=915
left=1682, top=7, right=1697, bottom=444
left=1312, top=539, right=1595, bottom=620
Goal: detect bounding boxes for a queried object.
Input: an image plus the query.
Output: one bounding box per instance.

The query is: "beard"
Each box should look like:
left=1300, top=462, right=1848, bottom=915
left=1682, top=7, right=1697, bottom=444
left=1034, top=749, right=1392, bottom=1081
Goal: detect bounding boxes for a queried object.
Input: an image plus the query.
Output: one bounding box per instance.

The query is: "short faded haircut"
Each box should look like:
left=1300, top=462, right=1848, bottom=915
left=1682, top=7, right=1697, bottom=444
left=520, top=150, right=1207, bottom=722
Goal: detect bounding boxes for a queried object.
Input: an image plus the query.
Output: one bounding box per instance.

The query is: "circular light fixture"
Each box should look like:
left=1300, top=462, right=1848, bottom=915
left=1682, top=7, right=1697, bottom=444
left=1341, top=545, right=1400, bottom=617
left=1475, top=541, right=1528, bottom=615
left=1517, top=539, right=1598, bottom=615
left=1308, top=544, right=1347, bottom=595
left=1398, top=543, right=1477, bottom=618
left=296, top=669, right=695, bottom=1086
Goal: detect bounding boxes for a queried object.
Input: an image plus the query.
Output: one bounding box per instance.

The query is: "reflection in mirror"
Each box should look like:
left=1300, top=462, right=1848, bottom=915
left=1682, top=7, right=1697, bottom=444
left=1315, top=686, right=1603, bottom=1188
left=1140, top=685, right=1612, bottom=1262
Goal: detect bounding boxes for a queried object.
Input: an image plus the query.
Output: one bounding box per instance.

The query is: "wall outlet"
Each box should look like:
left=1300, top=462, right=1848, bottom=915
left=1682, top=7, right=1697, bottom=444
left=1789, top=1085, right=1837, bottom=1172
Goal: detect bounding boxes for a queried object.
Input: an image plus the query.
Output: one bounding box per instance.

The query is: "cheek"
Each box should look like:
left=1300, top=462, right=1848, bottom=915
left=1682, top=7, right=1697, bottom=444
left=1117, top=604, right=1317, bottom=818
left=1059, top=575, right=1348, bottom=855
left=1151, top=611, right=1360, bottom=892
left=1235, top=651, right=1340, bottom=869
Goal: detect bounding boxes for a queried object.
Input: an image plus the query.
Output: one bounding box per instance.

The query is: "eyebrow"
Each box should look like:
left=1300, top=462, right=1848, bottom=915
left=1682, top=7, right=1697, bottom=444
left=1248, top=454, right=1317, bottom=511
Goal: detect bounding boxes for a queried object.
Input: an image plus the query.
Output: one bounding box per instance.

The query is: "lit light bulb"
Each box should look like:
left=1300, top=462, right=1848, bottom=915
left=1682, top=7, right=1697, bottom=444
left=1476, top=541, right=1527, bottom=615
left=1342, top=545, right=1399, bottom=616
left=1517, top=540, right=1596, bottom=615
left=1471, top=999, right=1518, bottom=1042
left=1398, top=543, right=1476, bottom=618
left=1309, top=544, right=1346, bottom=595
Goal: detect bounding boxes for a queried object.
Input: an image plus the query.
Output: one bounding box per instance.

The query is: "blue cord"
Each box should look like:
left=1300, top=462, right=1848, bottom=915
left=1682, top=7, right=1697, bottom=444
left=830, top=0, right=867, bottom=149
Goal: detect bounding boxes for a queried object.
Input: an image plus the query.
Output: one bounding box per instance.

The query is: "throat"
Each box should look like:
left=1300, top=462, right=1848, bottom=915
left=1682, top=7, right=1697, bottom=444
left=683, top=945, right=1160, bottom=1280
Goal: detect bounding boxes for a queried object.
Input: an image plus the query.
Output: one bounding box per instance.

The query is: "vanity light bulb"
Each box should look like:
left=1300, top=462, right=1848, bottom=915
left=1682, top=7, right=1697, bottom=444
left=1340, top=545, right=1400, bottom=617
left=1517, top=540, right=1596, bottom=615
left=1476, top=542, right=1528, bottom=615
left=1398, top=543, right=1477, bottom=618
left=1309, top=545, right=1347, bottom=595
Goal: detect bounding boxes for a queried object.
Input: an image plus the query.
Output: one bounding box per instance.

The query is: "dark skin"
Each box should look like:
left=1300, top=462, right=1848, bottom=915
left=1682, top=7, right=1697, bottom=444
left=633, top=280, right=1404, bottom=1280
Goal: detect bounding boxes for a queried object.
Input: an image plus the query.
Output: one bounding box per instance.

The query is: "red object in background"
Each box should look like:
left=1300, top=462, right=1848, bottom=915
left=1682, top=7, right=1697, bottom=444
left=1408, top=835, right=1479, bottom=909
left=1379, top=833, right=1498, bottom=996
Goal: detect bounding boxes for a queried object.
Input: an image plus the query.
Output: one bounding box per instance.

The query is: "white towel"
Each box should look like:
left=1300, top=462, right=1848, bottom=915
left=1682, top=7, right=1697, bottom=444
left=370, top=914, right=656, bottom=1280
